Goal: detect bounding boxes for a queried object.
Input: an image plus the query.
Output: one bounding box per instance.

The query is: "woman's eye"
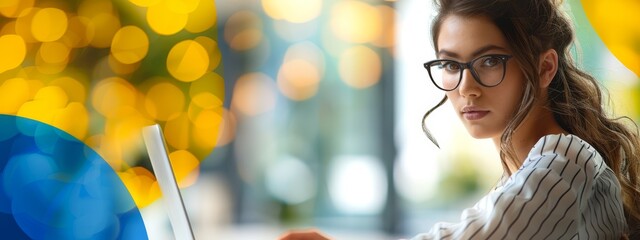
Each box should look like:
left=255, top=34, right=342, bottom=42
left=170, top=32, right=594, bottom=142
left=480, top=56, right=501, bottom=67
left=443, top=62, right=460, bottom=71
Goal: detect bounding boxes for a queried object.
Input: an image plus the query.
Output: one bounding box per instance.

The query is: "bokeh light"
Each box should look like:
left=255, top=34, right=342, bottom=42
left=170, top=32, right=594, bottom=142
left=38, top=41, right=70, bottom=64
left=373, top=5, right=396, bottom=50
left=31, top=8, right=67, bottom=42
left=214, top=107, right=236, bottom=147
left=145, top=81, right=185, bottom=121
left=15, top=7, right=39, bottom=43
left=262, top=0, right=323, bottom=23
left=277, top=41, right=324, bottom=100
left=0, top=78, right=30, bottom=114
left=165, top=113, right=191, bottom=150
left=0, top=34, right=26, bottom=73
left=185, top=0, right=217, bottom=33
left=0, top=0, right=224, bottom=209
left=194, top=36, right=222, bottom=71
left=166, top=0, right=200, bottom=14
left=167, top=40, right=210, bottom=82
left=330, top=0, right=382, bottom=44
left=191, top=104, right=223, bottom=149
left=224, top=10, right=263, bottom=51
left=328, top=155, right=388, bottom=214
left=273, top=19, right=318, bottom=42
left=169, top=150, right=200, bottom=187
left=232, top=72, right=277, bottom=116
left=338, top=45, right=382, bottom=88
left=277, top=59, right=320, bottom=101
left=65, top=16, right=92, bottom=48
left=147, top=0, right=188, bottom=35
left=108, top=54, right=142, bottom=75
left=0, top=0, right=34, bottom=18
left=92, top=77, right=139, bottom=119
left=265, top=155, right=317, bottom=204
left=111, top=26, right=149, bottom=64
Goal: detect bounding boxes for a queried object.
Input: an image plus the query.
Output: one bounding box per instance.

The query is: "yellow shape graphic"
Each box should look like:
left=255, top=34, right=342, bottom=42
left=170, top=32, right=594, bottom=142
left=582, top=0, right=640, bottom=76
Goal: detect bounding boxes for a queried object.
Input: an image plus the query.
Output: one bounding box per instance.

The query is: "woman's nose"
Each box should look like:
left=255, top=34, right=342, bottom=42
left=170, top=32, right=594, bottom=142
left=457, top=69, right=481, bottom=98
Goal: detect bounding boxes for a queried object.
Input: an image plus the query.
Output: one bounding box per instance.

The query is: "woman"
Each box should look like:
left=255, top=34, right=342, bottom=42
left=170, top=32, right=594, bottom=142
left=280, top=0, right=640, bottom=239
left=414, top=0, right=640, bottom=238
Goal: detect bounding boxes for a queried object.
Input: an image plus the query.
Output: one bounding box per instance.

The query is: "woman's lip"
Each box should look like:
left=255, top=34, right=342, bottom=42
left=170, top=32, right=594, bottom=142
left=462, top=111, right=489, bottom=120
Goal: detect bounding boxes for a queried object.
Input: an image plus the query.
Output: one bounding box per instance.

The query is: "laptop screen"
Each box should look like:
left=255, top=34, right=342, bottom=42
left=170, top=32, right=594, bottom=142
left=142, top=124, right=195, bottom=240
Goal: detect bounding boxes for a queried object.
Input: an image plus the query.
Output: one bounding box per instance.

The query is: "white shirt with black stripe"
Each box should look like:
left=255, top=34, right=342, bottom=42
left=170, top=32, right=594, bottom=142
left=411, top=134, right=627, bottom=239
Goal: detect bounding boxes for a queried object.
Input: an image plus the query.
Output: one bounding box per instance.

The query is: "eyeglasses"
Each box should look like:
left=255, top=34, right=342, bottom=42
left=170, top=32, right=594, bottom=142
left=423, top=54, right=513, bottom=91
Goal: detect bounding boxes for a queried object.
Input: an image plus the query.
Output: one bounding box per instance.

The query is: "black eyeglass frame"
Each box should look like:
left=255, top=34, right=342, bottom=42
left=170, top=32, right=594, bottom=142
left=423, top=54, right=513, bottom=91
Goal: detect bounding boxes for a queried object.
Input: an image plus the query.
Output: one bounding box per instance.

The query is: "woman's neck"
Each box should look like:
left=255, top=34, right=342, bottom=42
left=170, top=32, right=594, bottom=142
left=492, top=104, right=567, bottom=173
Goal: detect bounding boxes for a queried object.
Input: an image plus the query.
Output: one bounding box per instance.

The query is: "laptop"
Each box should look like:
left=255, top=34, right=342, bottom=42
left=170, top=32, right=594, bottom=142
left=142, top=124, right=196, bottom=240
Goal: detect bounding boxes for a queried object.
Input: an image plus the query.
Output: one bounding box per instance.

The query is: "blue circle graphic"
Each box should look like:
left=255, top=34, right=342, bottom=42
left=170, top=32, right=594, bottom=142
left=0, top=114, right=148, bottom=239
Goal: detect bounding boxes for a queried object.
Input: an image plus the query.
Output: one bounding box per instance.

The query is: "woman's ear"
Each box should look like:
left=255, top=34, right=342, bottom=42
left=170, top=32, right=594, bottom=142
left=539, top=49, right=558, bottom=88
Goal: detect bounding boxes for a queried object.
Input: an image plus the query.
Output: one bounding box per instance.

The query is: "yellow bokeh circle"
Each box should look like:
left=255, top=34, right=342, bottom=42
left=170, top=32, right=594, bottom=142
left=14, top=7, right=38, bottom=43
left=91, top=77, right=139, bottom=119
left=17, top=86, right=69, bottom=125
left=185, top=0, right=217, bottom=33
left=167, top=40, right=210, bottom=82
left=108, top=54, right=141, bottom=75
left=31, top=8, right=68, bottom=42
left=262, top=0, right=322, bottom=23
left=53, top=102, right=89, bottom=140
left=194, top=36, right=222, bottom=71
left=147, top=1, right=188, bottom=35
left=65, top=16, right=92, bottom=48
left=50, top=76, right=87, bottom=103
left=338, top=45, right=381, bottom=88
left=166, top=0, right=199, bottom=14
left=0, top=34, right=26, bottom=73
left=0, top=0, right=34, bottom=18
left=191, top=107, right=222, bottom=149
left=330, top=1, right=382, bottom=44
left=39, top=41, right=70, bottom=64
left=168, top=150, right=200, bottom=187
left=144, top=81, right=185, bottom=121
left=164, top=113, right=191, bottom=150
left=111, top=26, right=149, bottom=64
left=189, top=72, right=225, bottom=100
left=35, top=49, right=68, bottom=74
left=231, top=72, right=277, bottom=116
left=0, top=78, right=30, bottom=114
left=278, top=59, right=321, bottom=101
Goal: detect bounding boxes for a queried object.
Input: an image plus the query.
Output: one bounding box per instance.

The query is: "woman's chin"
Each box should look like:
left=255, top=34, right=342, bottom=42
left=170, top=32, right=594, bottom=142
left=465, top=128, right=495, bottom=139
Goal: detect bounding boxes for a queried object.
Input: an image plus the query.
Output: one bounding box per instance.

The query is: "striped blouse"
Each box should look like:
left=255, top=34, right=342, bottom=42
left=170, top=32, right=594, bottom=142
left=411, top=134, right=627, bottom=239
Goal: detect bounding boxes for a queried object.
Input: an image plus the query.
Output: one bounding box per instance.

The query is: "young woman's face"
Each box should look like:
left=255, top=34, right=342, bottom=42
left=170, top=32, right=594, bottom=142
left=436, top=15, right=525, bottom=139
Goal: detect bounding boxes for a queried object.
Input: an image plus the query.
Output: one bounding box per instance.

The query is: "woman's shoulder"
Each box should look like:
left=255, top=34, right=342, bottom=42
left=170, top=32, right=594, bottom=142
left=527, top=134, right=600, bottom=162
left=522, top=134, right=604, bottom=178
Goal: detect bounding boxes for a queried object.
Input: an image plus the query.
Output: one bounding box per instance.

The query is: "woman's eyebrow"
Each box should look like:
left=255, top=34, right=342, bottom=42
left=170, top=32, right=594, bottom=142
left=438, top=45, right=508, bottom=59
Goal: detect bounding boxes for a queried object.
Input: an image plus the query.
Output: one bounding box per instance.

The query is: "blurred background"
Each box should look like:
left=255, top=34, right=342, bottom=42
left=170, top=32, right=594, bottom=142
left=0, top=0, right=638, bottom=239
left=184, top=0, right=639, bottom=239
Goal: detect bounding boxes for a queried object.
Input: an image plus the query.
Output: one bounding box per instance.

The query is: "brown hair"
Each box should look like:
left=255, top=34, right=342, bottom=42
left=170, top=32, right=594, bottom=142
left=422, top=0, right=640, bottom=236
